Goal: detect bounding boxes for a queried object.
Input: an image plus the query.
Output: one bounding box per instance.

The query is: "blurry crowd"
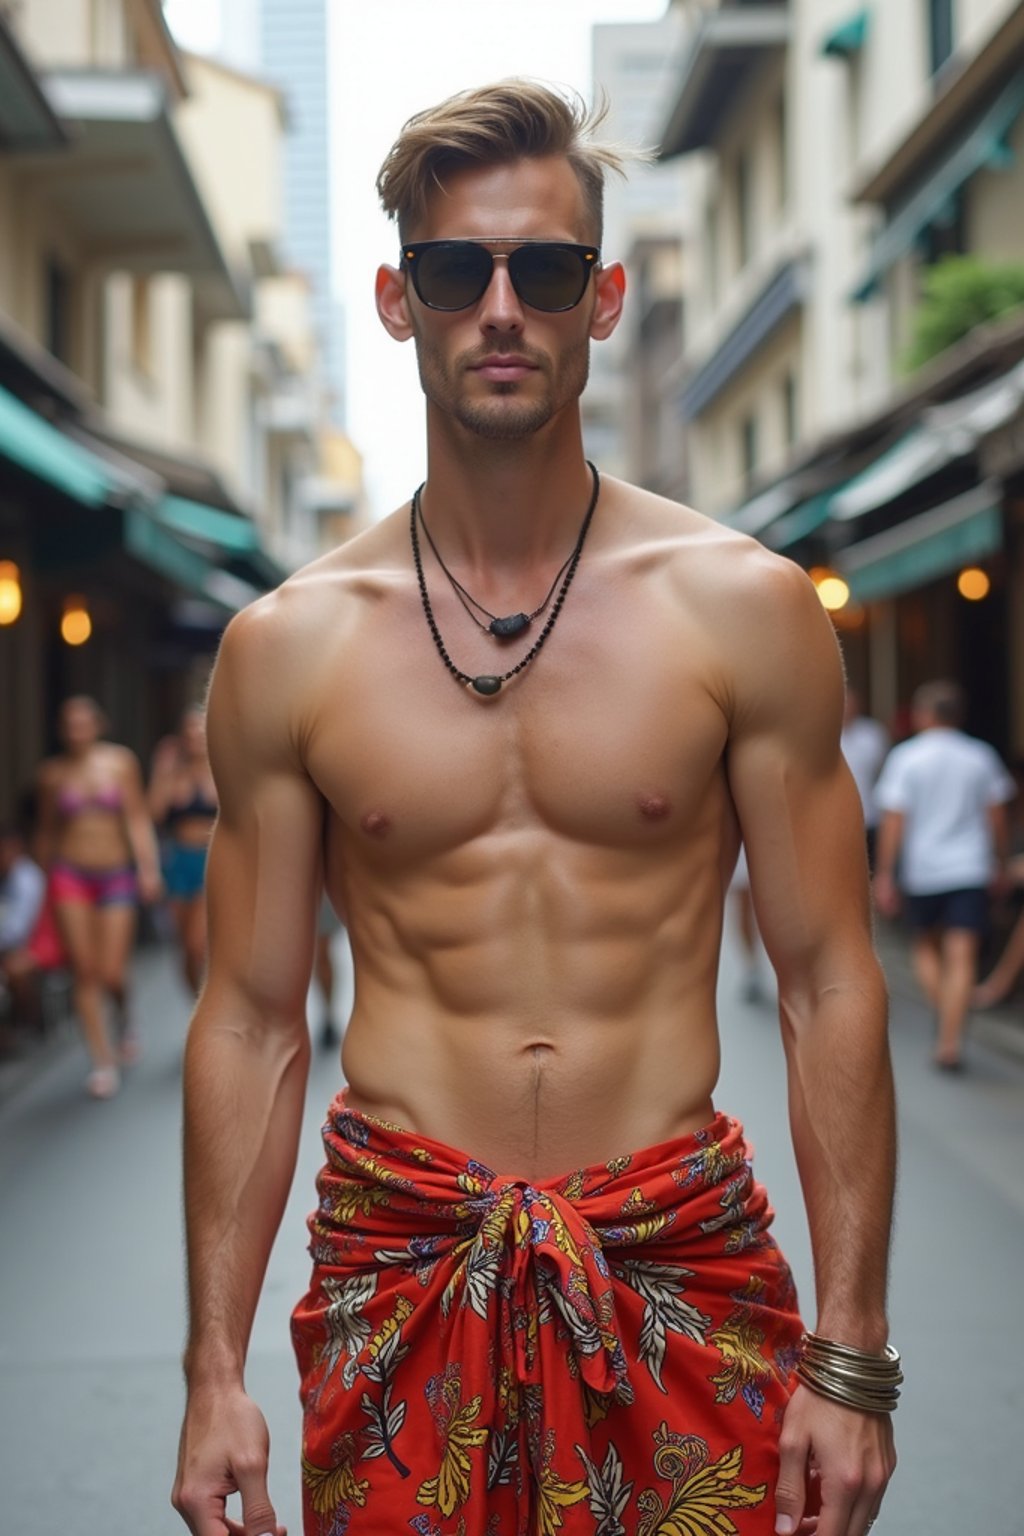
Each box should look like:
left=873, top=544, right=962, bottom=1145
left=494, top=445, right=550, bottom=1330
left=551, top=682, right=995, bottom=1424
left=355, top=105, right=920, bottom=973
left=732, top=678, right=1023, bottom=1070
left=0, top=695, right=344, bottom=1099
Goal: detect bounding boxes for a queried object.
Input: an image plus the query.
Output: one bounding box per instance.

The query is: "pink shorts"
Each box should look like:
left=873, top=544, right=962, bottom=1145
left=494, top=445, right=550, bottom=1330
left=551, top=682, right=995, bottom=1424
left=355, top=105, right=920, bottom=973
left=50, top=860, right=137, bottom=908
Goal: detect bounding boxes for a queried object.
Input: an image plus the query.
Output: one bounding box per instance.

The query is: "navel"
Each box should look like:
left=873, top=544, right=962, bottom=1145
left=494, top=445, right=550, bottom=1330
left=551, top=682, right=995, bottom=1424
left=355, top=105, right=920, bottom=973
left=360, top=808, right=392, bottom=838
left=638, top=793, right=671, bottom=822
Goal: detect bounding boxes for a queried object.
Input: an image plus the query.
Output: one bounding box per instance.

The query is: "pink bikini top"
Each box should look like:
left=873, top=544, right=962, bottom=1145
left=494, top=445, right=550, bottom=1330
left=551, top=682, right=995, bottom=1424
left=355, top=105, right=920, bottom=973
left=57, top=783, right=123, bottom=817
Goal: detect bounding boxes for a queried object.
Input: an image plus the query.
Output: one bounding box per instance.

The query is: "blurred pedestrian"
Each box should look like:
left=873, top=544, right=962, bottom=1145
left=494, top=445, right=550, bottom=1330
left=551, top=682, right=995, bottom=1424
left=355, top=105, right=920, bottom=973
left=312, top=894, right=346, bottom=1048
left=729, top=842, right=765, bottom=1004
left=873, top=680, right=1015, bottom=1070
left=841, top=688, right=889, bottom=870
left=149, top=705, right=217, bottom=997
left=0, top=820, right=46, bottom=1037
left=35, top=695, right=162, bottom=1098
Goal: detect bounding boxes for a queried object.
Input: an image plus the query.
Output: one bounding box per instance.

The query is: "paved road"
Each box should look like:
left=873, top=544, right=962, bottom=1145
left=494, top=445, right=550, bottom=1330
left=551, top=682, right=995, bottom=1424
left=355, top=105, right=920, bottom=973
left=0, top=922, right=1022, bottom=1534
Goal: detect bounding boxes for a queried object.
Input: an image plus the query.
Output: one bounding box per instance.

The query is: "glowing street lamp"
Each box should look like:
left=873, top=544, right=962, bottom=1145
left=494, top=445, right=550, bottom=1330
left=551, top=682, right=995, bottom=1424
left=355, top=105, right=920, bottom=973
left=809, top=566, right=851, bottom=612
left=0, top=560, right=22, bottom=625
left=956, top=567, right=990, bottom=601
left=61, top=596, right=92, bottom=646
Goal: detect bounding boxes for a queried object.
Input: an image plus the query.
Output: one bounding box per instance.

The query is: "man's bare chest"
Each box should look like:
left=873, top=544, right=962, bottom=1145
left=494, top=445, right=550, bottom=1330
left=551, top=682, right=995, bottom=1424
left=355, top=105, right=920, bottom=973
left=303, top=579, right=731, bottom=863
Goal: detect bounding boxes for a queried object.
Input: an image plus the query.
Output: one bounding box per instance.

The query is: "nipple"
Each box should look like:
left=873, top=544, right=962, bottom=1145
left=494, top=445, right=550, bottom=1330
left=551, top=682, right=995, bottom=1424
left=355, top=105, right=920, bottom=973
left=638, top=794, right=671, bottom=821
left=360, top=809, right=392, bottom=837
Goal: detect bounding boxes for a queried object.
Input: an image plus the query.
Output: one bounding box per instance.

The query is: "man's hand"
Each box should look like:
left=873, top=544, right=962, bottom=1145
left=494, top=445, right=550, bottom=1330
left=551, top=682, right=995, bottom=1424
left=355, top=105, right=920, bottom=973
left=172, top=1384, right=286, bottom=1536
left=775, top=1385, right=896, bottom=1536
left=871, top=871, right=900, bottom=920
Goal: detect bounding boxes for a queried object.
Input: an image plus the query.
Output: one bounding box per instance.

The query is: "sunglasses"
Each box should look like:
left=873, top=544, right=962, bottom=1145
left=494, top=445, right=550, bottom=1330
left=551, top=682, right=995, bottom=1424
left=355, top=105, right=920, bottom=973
left=401, top=240, right=601, bottom=313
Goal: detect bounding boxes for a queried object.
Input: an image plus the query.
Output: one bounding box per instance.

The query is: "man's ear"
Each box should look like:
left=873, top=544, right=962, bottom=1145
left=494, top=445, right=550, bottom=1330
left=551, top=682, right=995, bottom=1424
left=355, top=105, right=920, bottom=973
left=589, top=261, right=626, bottom=342
left=376, top=264, right=414, bottom=342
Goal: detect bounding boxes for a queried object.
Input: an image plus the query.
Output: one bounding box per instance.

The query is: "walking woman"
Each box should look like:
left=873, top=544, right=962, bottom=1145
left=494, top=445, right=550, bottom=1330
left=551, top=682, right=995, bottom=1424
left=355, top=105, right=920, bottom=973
left=36, top=696, right=162, bottom=1098
left=149, top=705, right=217, bottom=998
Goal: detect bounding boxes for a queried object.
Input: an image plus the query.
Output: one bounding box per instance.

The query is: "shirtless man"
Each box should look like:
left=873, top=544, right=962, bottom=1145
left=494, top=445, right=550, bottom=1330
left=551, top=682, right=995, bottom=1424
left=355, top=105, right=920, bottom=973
left=173, top=83, right=897, bottom=1536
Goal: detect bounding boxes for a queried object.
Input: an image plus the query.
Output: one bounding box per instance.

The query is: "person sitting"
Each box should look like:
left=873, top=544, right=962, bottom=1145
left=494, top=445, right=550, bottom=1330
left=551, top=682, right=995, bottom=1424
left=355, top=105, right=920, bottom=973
left=0, top=821, right=46, bottom=1038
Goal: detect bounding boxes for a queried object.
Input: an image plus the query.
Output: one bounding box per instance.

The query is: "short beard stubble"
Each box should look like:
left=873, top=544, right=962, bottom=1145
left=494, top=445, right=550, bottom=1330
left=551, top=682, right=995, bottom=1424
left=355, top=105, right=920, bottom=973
left=412, top=327, right=592, bottom=442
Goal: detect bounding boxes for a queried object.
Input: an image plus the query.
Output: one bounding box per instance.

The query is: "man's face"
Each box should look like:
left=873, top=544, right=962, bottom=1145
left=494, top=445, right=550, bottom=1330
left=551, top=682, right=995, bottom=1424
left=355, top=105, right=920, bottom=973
left=395, top=156, right=606, bottom=441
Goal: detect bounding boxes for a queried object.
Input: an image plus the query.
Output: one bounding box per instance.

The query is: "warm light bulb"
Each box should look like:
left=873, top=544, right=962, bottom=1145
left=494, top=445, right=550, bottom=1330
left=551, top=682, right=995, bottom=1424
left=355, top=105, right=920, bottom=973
left=0, top=560, right=22, bottom=625
left=813, top=571, right=851, bottom=611
left=61, top=597, right=92, bottom=646
left=957, top=567, right=990, bottom=601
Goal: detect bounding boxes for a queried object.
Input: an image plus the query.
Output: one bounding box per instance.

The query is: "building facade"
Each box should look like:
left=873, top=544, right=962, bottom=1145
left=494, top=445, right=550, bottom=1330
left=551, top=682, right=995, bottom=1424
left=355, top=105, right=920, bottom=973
left=0, top=0, right=362, bottom=818
left=653, top=0, right=1024, bottom=756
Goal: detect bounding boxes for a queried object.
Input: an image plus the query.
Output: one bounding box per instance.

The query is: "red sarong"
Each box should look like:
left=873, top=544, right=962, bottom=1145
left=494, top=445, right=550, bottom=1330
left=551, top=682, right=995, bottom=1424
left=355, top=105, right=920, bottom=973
left=291, top=1094, right=804, bottom=1535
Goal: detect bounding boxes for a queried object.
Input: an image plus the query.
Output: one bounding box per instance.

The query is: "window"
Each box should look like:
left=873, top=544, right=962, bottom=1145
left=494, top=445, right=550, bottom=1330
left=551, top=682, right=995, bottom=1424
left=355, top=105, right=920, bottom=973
left=736, top=149, right=754, bottom=269
left=782, top=372, right=798, bottom=448
left=776, top=93, right=788, bottom=212
left=130, top=276, right=152, bottom=377
left=706, top=199, right=720, bottom=306
left=921, top=190, right=966, bottom=264
left=45, top=257, right=72, bottom=366
left=928, top=0, right=955, bottom=77
left=740, top=414, right=758, bottom=490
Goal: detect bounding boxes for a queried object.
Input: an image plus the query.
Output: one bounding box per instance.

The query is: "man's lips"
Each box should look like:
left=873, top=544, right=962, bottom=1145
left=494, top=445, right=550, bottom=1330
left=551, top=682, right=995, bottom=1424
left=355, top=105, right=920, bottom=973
left=470, top=356, right=538, bottom=380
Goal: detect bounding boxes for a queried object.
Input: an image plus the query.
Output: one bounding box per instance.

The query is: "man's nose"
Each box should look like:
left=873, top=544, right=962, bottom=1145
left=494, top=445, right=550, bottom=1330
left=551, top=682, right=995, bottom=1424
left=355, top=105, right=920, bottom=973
left=476, top=258, right=525, bottom=333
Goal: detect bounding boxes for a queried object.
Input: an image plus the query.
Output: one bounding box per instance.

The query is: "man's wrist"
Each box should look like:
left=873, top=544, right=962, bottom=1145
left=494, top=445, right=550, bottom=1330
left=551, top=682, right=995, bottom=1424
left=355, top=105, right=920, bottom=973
left=813, top=1313, right=889, bottom=1355
left=183, top=1340, right=246, bottom=1391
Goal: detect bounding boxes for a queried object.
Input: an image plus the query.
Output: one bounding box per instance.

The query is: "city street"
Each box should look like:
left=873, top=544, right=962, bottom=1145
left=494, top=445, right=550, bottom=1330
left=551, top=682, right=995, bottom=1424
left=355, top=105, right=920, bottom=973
left=0, top=922, right=1022, bottom=1535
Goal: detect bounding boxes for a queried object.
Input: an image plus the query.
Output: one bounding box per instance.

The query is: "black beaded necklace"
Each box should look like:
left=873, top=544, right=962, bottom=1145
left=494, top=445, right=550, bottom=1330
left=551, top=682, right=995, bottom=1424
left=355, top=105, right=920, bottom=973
left=417, top=498, right=576, bottom=639
left=410, top=461, right=600, bottom=697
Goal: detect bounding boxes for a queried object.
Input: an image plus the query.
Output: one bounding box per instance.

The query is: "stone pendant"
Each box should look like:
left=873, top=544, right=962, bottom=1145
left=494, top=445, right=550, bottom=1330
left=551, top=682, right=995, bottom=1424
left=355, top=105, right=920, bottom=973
left=489, top=612, right=531, bottom=638
left=471, top=675, right=502, bottom=696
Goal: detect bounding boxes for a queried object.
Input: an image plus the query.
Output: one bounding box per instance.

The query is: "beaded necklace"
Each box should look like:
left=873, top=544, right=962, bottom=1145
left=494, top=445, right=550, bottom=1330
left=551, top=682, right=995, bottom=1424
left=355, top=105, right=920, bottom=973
left=409, top=462, right=600, bottom=696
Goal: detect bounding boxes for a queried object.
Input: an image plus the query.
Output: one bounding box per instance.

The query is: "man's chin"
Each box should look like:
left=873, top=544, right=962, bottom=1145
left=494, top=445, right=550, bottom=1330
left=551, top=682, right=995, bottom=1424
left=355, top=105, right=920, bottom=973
left=455, top=400, right=554, bottom=441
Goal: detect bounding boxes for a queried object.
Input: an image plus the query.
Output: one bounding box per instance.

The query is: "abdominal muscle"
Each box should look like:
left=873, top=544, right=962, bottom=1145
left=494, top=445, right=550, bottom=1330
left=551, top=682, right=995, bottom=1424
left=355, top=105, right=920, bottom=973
left=335, top=835, right=726, bottom=1183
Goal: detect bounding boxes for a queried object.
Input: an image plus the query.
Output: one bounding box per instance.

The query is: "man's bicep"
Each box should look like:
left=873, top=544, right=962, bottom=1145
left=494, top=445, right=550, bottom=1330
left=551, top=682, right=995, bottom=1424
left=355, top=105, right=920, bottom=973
left=726, top=565, right=870, bottom=985
left=202, top=607, right=325, bottom=1024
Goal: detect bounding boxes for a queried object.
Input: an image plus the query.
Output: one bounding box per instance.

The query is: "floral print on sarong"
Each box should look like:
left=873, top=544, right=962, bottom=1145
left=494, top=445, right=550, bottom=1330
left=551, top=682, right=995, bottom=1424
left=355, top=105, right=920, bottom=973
left=291, top=1095, right=804, bottom=1535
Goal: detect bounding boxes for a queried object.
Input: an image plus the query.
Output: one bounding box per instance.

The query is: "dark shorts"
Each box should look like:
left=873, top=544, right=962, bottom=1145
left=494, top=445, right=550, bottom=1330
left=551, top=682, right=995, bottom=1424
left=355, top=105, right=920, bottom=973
left=162, top=841, right=208, bottom=900
left=905, top=887, right=989, bottom=934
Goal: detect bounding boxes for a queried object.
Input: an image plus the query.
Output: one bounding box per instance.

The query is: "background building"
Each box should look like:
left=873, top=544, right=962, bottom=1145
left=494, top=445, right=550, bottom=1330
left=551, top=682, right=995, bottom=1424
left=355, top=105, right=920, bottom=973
left=647, top=0, right=1024, bottom=758
left=0, top=0, right=364, bottom=819
left=584, top=11, right=689, bottom=493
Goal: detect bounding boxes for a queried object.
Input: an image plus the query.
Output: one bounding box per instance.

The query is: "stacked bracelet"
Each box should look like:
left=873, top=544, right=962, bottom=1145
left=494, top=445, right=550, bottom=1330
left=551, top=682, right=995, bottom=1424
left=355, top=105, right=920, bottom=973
left=795, top=1332, right=903, bottom=1414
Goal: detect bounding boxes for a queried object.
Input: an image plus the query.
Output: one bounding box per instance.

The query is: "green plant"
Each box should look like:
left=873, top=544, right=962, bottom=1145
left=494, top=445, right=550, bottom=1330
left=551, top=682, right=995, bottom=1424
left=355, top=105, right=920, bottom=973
left=902, top=256, right=1024, bottom=372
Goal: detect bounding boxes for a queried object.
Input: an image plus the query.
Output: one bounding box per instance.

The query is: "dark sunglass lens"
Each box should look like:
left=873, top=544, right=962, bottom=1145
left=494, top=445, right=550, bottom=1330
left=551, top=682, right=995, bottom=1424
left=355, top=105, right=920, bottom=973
left=511, top=246, right=589, bottom=310
left=416, top=244, right=492, bottom=309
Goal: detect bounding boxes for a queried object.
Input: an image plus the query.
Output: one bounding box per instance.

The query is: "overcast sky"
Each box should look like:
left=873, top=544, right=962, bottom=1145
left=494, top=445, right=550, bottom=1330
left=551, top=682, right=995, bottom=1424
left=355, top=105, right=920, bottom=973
left=167, top=0, right=669, bottom=516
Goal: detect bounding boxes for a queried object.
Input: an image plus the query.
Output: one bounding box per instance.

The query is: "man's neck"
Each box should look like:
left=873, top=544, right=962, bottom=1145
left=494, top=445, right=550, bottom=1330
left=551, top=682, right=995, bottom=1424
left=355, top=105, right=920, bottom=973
left=420, top=411, right=596, bottom=579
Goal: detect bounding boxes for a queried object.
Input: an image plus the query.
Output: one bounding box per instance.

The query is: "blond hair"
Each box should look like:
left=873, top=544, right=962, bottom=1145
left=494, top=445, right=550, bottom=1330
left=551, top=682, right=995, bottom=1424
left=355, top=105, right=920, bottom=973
left=377, top=79, right=629, bottom=244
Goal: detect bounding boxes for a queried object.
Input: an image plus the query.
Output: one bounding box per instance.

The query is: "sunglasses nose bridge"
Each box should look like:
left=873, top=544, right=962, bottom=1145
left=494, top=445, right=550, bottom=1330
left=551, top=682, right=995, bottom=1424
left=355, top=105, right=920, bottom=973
left=476, top=252, right=526, bottom=323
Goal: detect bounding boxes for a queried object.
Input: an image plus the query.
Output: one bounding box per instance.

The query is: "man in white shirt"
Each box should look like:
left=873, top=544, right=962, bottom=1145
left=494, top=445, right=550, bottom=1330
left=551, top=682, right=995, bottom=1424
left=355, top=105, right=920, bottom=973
left=840, top=690, right=889, bottom=870
left=873, top=680, right=1014, bottom=1070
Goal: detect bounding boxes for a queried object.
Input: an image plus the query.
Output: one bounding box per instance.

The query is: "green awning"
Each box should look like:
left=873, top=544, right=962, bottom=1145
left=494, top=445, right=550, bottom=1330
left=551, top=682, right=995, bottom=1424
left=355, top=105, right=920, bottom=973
left=853, top=72, right=1024, bottom=300
left=155, top=494, right=287, bottom=590
left=765, top=493, right=833, bottom=549
left=822, top=9, right=869, bottom=59
left=839, top=482, right=1001, bottom=602
left=157, top=495, right=259, bottom=553
left=0, top=383, right=123, bottom=507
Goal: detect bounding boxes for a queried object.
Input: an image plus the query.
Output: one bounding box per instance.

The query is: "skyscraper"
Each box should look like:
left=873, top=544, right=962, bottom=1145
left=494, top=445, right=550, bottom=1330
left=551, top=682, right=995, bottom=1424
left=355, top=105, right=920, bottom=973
left=223, top=0, right=346, bottom=427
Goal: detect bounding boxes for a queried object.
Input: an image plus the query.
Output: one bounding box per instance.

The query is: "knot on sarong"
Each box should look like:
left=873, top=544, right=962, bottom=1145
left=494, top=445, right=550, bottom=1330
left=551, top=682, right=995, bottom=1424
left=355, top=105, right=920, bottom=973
left=443, top=1175, right=633, bottom=1402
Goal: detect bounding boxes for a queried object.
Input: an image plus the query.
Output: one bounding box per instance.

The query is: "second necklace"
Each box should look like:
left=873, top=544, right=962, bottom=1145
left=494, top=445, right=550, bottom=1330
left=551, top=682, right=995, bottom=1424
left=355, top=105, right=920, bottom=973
left=410, top=462, right=600, bottom=697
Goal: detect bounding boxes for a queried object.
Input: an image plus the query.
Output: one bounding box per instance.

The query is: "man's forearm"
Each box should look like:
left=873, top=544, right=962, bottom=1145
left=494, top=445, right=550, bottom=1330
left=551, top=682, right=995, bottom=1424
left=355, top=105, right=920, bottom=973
left=782, top=961, right=896, bottom=1352
left=182, top=1005, right=310, bottom=1388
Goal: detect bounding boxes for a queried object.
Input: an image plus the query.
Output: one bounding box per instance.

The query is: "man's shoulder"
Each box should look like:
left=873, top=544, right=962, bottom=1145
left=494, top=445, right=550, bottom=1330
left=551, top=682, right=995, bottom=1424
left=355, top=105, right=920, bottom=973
left=224, top=515, right=404, bottom=654
left=610, top=478, right=809, bottom=608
